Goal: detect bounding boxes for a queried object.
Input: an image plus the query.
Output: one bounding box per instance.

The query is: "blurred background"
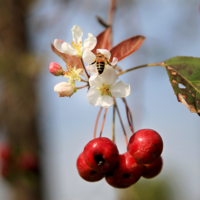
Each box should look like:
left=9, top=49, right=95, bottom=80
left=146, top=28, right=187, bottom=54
left=0, top=0, right=200, bottom=199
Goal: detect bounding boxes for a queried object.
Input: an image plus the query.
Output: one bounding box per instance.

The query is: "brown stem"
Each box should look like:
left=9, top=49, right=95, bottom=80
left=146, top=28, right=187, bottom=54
left=117, top=63, right=165, bottom=76
left=115, top=101, right=128, bottom=146
left=108, top=0, right=116, bottom=25
left=94, top=107, right=103, bottom=138
left=99, top=108, right=108, bottom=137
left=122, top=98, right=134, bottom=134
left=108, top=0, right=116, bottom=48
left=77, top=84, right=88, bottom=90
left=81, top=58, right=90, bottom=79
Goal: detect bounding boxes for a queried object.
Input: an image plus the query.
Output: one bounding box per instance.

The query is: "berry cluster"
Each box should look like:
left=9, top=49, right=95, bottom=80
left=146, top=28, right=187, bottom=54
left=77, top=129, right=163, bottom=188
left=0, top=143, right=38, bottom=180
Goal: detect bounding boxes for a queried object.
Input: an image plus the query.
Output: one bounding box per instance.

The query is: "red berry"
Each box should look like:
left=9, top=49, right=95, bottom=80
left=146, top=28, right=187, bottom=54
left=106, top=152, right=143, bottom=188
left=128, top=129, right=163, bottom=164
left=0, top=162, right=9, bottom=177
left=142, top=156, right=163, bottom=178
left=77, top=152, right=105, bottom=182
left=0, top=143, right=11, bottom=161
left=18, top=152, right=38, bottom=171
left=83, top=137, right=119, bottom=173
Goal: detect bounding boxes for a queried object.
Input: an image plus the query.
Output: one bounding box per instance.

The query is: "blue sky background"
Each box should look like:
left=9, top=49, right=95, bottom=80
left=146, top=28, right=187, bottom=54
left=0, top=0, right=200, bottom=199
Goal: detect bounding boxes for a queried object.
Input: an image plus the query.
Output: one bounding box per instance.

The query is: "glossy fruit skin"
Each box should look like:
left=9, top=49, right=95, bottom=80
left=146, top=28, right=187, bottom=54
left=83, top=137, right=119, bottom=173
left=77, top=152, right=105, bottom=182
left=142, top=156, right=163, bottom=178
left=105, top=152, right=143, bottom=188
left=128, top=129, right=163, bottom=164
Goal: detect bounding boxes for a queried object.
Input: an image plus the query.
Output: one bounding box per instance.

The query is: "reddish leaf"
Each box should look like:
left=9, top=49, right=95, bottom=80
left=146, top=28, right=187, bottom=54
left=51, top=44, right=83, bottom=69
left=110, top=36, right=145, bottom=62
left=92, top=27, right=111, bottom=54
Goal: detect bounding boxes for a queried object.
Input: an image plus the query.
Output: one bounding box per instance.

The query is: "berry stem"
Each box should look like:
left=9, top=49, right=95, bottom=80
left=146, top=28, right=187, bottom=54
left=99, top=108, right=108, bottom=137
left=115, top=101, right=128, bottom=146
left=94, top=107, right=103, bottom=139
left=122, top=98, right=134, bottom=134
left=117, top=63, right=166, bottom=76
left=112, top=98, right=116, bottom=142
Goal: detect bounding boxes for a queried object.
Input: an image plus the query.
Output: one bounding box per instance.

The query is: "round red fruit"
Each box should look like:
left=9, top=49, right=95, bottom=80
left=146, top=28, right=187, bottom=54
left=128, top=129, right=163, bottom=164
left=0, top=143, right=11, bottom=161
left=18, top=152, right=38, bottom=171
left=83, top=137, right=119, bottom=173
left=106, top=152, right=143, bottom=188
left=77, top=152, right=105, bottom=182
left=142, top=156, right=163, bottom=178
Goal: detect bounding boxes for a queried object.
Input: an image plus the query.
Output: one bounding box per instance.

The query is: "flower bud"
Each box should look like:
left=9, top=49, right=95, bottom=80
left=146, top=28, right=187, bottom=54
left=54, top=82, right=76, bottom=97
left=49, top=62, right=63, bottom=76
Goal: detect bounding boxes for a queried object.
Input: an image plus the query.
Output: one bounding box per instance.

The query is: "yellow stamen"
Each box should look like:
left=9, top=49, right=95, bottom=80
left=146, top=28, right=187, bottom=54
left=71, top=41, right=82, bottom=57
left=98, top=84, right=112, bottom=96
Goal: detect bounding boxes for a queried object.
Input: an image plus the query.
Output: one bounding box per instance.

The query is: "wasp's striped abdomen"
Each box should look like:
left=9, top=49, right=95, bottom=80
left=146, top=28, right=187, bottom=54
left=96, top=61, right=105, bottom=74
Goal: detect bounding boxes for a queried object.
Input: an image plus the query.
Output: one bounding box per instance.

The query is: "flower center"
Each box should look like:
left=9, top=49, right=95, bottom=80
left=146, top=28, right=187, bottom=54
left=71, top=41, right=82, bottom=57
left=98, top=84, right=112, bottom=96
left=65, top=64, right=77, bottom=78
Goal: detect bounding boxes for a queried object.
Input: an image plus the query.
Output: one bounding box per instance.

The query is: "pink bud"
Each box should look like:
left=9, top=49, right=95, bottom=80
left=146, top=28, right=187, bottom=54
left=54, top=82, right=75, bottom=97
left=49, top=62, right=63, bottom=76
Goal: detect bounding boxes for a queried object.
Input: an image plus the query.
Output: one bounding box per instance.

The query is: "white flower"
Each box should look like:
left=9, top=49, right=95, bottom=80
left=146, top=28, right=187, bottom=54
left=54, top=82, right=76, bottom=97
left=87, top=67, right=130, bottom=108
left=82, top=49, right=118, bottom=74
left=54, top=25, right=97, bottom=58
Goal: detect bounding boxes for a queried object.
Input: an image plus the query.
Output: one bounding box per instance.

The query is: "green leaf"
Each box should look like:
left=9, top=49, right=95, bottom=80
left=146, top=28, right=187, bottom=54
left=164, top=56, right=200, bottom=113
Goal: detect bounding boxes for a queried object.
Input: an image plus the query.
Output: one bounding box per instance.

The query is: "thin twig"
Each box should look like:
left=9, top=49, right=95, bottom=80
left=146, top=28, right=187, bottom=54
left=108, top=0, right=116, bottom=48
left=80, top=78, right=89, bottom=83
left=81, top=58, right=90, bottom=79
left=115, top=101, right=128, bottom=147
left=94, top=107, right=103, bottom=139
left=108, top=0, right=116, bottom=25
left=77, top=84, right=88, bottom=90
left=117, top=63, right=166, bottom=76
left=112, top=99, right=116, bottom=142
left=99, top=108, right=108, bottom=137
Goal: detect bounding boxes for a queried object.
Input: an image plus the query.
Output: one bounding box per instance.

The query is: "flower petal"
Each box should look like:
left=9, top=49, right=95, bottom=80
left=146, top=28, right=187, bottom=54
left=60, top=87, right=74, bottom=97
left=87, top=88, right=101, bottom=106
left=110, top=81, right=131, bottom=98
left=62, top=42, right=77, bottom=55
left=89, top=74, right=104, bottom=87
left=71, top=25, right=83, bottom=44
left=54, top=82, right=74, bottom=97
left=99, top=95, right=113, bottom=108
left=54, top=82, right=71, bottom=91
left=83, top=33, right=97, bottom=51
left=86, top=65, right=98, bottom=74
left=110, top=57, right=118, bottom=66
left=100, top=67, right=117, bottom=85
left=97, top=49, right=111, bottom=59
left=54, top=39, right=64, bottom=52
left=82, top=49, right=96, bottom=64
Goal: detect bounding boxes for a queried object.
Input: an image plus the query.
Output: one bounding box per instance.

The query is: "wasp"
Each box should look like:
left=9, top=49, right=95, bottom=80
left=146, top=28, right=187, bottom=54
left=90, top=53, right=112, bottom=74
